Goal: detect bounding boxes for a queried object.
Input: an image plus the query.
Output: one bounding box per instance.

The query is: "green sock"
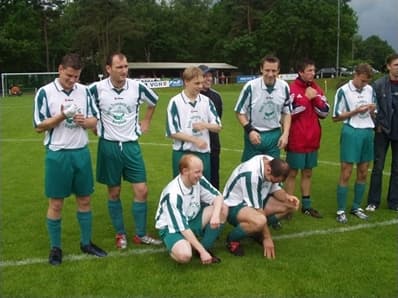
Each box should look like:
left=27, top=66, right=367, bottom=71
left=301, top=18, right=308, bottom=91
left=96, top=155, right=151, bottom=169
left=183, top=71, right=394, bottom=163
left=108, top=199, right=125, bottom=234
left=47, top=218, right=61, bottom=248
left=337, top=185, right=348, bottom=211
left=302, top=196, right=311, bottom=209
left=266, top=214, right=279, bottom=226
left=77, top=211, right=92, bottom=246
left=132, top=201, right=147, bottom=237
left=201, top=223, right=224, bottom=250
left=227, top=224, right=247, bottom=242
left=352, top=183, right=366, bottom=210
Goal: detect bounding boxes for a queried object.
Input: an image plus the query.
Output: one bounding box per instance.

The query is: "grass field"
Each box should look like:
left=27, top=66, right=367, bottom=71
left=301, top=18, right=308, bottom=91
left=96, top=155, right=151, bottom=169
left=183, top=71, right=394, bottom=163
left=0, top=81, right=397, bottom=298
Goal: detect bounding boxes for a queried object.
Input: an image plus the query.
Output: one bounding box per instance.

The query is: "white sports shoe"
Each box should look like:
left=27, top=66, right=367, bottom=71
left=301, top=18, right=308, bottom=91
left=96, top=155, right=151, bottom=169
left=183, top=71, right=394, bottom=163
left=350, top=208, right=368, bottom=220
left=365, top=204, right=376, bottom=212
left=336, top=211, right=348, bottom=224
left=133, top=235, right=162, bottom=245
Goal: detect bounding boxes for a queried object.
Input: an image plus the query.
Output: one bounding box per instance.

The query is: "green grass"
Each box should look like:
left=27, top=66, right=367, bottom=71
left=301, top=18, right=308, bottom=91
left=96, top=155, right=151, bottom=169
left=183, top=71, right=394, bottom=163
left=1, top=82, right=397, bottom=298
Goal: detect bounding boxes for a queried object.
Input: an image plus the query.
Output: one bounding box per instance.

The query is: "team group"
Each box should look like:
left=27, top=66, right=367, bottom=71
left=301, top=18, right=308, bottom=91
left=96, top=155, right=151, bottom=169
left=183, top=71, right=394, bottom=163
left=33, top=52, right=398, bottom=265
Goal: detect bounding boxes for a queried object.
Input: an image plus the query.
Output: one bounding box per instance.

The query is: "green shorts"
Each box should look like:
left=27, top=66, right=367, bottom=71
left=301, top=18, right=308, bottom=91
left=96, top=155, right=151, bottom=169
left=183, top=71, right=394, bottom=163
left=340, top=124, right=374, bottom=163
left=159, top=209, right=204, bottom=252
left=96, top=138, right=147, bottom=186
left=286, top=151, right=318, bottom=169
left=172, top=150, right=210, bottom=181
left=45, top=146, right=94, bottom=198
left=227, top=202, right=246, bottom=226
left=241, top=128, right=281, bottom=162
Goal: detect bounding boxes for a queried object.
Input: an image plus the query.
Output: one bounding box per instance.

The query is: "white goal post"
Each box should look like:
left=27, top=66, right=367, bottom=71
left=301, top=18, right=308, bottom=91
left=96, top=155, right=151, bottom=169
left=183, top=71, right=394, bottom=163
left=1, top=72, right=58, bottom=98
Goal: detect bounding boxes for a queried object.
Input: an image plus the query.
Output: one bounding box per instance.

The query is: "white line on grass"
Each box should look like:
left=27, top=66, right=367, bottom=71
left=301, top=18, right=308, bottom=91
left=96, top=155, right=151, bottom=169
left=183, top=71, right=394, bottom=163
left=272, top=218, right=398, bottom=240
left=1, top=219, right=397, bottom=268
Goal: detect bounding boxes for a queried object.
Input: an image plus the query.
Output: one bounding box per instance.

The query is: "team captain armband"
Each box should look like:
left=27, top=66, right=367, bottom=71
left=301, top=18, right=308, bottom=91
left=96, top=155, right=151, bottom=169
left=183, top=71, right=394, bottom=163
left=244, top=123, right=260, bottom=135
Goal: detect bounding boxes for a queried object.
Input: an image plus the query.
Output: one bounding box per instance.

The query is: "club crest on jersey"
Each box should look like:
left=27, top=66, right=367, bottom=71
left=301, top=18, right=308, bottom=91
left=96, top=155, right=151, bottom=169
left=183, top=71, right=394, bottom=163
left=106, top=102, right=131, bottom=124
left=259, top=101, right=276, bottom=120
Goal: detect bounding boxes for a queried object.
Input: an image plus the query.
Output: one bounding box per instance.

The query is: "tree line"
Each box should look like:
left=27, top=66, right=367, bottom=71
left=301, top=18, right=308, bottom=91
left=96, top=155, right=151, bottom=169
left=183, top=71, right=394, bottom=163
left=0, top=0, right=395, bottom=82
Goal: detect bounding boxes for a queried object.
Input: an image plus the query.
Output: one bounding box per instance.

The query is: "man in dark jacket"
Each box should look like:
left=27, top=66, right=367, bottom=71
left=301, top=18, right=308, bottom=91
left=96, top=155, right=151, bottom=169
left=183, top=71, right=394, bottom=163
left=199, top=65, right=223, bottom=189
left=366, top=53, right=398, bottom=211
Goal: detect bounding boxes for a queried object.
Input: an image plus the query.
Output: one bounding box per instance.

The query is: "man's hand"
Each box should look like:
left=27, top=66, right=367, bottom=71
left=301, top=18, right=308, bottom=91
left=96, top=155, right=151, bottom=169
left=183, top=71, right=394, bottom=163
left=305, top=87, right=318, bottom=100
left=286, top=194, right=300, bottom=210
left=263, top=238, right=275, bottom=259
left=277, top=134, right=288, bottom=149
left=248, top=130, right=261, bottom=145
left=199, top=250, right=214, bottom=264
left=194, top=138, right=208, bottom=150
left=62, top=104, right=79, bottom=119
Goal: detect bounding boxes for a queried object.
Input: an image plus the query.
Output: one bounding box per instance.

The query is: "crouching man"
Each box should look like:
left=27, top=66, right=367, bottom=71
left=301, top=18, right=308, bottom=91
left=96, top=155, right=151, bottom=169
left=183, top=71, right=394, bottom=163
left=155, top=154, right=228, bottom=264
left=223, top=155, right=299, bottom=258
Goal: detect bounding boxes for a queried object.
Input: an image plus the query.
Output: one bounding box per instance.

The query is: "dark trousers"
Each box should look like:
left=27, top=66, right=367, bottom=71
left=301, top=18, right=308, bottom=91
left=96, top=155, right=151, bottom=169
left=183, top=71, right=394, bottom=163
left=367, top=131, right=398, bottom=209
left=210, top=149, right=220, bottom=190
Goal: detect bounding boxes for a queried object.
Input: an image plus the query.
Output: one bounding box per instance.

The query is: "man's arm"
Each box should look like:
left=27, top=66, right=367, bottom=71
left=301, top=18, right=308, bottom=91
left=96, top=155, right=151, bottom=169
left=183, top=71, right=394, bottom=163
left=35, top=113, right=66, bottom=133
left=170, top=132, right=208, bottom=150
left=272, top=189, right=300, bottom=208
left=261, top=221, right=275, bottom=259
left=278, top=113, right=291, bottom=149
left=209, top=195, right=224, bottom=228
left=140, top=105, right=156, bottom=133
left=180, top=229, right=213, bottom=264
left=236, top=112, right=261, bottom=145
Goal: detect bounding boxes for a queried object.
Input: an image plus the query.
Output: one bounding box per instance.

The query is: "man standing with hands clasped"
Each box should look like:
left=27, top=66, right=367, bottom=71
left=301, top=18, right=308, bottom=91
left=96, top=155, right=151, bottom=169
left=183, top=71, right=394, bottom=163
left=34, top=53, right=107, bottom=265
left=333, top=63, right=376, bottom=223
left=284, top=59, right=330, bottom=218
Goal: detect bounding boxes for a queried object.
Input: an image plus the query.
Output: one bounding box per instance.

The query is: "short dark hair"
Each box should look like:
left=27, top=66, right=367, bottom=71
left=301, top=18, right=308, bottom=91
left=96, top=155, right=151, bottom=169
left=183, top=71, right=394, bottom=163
left=296, top=58, right=315, bottom=73
left=106, top=52, right=127, bottom=67
left=354, top=63, right=373, bottom=78
left=60, top=53, right=83, bottom=70
left=386, top=53, right=398, bottom=65
left=270, top=158, right=290, bottom=180
left=260, top=55, right=280, bottom=68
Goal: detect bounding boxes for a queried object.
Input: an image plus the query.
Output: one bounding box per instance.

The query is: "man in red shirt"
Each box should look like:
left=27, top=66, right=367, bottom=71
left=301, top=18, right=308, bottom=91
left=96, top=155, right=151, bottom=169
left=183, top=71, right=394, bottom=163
left=284, top=59, right=330, bottom=218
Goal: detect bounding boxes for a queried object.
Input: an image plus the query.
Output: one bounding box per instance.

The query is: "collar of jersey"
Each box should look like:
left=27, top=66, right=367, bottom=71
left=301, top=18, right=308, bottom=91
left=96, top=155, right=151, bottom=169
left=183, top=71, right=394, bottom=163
left=181, top=91, right=200, bottom=106
left=348, top=80, right=364, bottom=93
left=54, top=78, right=76, bottom=95
left=177, top=175, right=194, bottom=195
left=108, top=78, right=128, bottom=94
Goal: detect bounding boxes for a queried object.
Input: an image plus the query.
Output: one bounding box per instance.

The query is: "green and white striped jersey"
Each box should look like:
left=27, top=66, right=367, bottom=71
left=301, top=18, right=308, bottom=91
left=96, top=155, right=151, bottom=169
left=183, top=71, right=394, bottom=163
left=333, top=80, right=376, bottom=128
left=223, top=155, right=281, bottom=208
left=89, top=78, right=158, bottom=142
left=234, top=77, right=292, bottom=131
left=33, top=78, right=99, bottom=151
left=155, top=175, right=220, bottom=233
left=166, top=91, right=221, bottom=152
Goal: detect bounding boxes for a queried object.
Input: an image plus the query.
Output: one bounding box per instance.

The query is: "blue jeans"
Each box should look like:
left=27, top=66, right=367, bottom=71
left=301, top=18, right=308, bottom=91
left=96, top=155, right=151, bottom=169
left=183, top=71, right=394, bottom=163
left=367, top=131, right=398, bottom=209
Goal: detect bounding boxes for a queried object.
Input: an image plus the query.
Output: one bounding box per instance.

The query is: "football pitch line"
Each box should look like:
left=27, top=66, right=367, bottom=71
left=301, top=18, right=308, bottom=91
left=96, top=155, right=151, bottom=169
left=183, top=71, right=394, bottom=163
left=1, top=218, right=397, bottom=268
left=0, top=138, right=393, bottom=175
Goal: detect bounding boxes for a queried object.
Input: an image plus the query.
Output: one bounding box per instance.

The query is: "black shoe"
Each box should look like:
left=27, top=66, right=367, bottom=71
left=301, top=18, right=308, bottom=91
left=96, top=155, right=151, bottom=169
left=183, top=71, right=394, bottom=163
left=302, top=208, right=323, bottom=218
left=207, top=250, right=221, bottom=263
left=80, top=242, right=107, bottom=257
left=268, top=220, right=282, bottom=230
left=49, top=247, right=62, bottom=265
left=194, top=249, right=221, bottom=263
